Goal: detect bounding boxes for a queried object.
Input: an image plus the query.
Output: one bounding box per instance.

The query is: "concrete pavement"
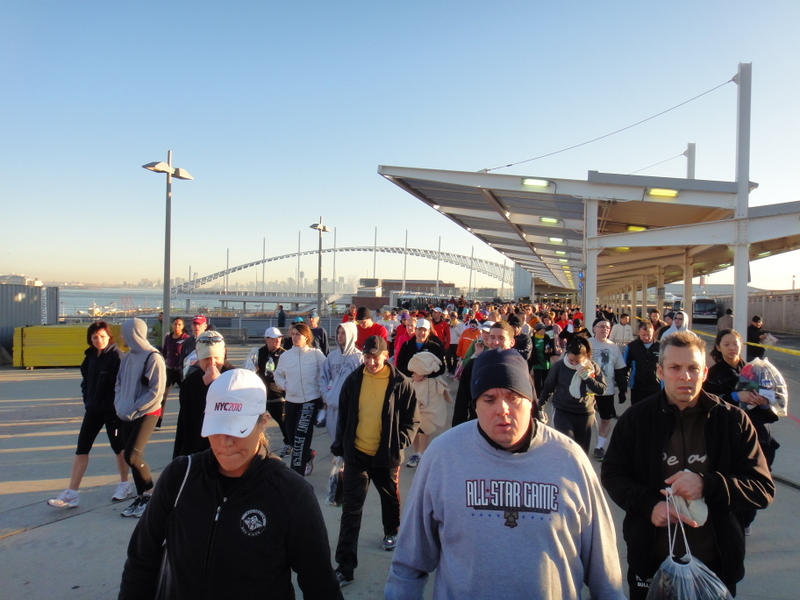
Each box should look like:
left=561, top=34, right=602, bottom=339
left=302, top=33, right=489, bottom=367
left=1, top=342, right=799, bottom=599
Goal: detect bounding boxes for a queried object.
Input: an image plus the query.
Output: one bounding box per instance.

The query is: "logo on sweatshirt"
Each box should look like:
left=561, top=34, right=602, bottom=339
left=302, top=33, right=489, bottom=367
left=465, top=479, right=560, bottom=528
left=240, top=509, right=267, bottom=536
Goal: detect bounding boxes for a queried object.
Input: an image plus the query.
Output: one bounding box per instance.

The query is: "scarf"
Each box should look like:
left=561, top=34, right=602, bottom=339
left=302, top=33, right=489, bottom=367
left=562, top=357, right=587, bottom=399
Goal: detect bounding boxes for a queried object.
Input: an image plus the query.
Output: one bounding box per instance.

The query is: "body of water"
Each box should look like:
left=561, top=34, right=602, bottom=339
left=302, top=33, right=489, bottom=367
left=58, top=287, right=165, bottom=316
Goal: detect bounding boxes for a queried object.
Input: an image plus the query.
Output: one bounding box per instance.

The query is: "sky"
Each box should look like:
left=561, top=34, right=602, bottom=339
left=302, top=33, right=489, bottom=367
left=2, top=1, right=799, bottom=292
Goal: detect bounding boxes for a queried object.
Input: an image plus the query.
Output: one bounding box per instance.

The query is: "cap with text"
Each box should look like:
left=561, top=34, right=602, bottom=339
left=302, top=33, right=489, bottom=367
left=202, top=369, right=266, bottom=438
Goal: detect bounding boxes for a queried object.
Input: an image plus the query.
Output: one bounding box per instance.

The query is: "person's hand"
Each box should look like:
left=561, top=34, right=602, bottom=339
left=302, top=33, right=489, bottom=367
left=203, top=362, right=221, bottom=386
left=739, top=390, right=768, bottom=406
left=412, top=373, right=425, bottom=383
left=664, top=471, right=704, bottom=501
left=650, top=500, right=698, bottom=528
left=577, top=366, right=591, bottom=380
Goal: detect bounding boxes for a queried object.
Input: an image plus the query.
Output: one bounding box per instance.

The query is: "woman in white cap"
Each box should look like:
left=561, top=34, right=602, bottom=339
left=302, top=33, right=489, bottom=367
left=253, top=327, right=290, bottom=457
left=119, top=369, right=343, bottom=599
left=173, top=331, right=234, bottom=459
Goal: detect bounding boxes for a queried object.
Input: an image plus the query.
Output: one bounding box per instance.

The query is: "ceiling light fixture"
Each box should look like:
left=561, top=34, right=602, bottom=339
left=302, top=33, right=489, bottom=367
left=626, top=225, right=648, bottom=232
left=647, top=188, right=679, bottom=198
left=522, top=178, right=549, bottom=187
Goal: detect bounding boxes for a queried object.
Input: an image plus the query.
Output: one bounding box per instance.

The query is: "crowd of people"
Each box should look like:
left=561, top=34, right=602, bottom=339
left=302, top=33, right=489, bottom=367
left=44, top=296, right=782, bottom=598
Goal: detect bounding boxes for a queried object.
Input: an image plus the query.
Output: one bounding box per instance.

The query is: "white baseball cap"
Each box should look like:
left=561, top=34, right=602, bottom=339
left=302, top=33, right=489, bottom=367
left=202, top=369, right=266, bottom=438
left=416, top=318, right=431, bottom=330
left=263, top=327, right=282, bottom=339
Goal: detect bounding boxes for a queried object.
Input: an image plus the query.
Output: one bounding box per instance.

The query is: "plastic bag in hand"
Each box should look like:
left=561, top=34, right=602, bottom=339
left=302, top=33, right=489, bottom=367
left=325, top=458, right=344, bottom=507
left=738, top=358, right=788, bottom=417
left=646, top=489, right=732, bottom=600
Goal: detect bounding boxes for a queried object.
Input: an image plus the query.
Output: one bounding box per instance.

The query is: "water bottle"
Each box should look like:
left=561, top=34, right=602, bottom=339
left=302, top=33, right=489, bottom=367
left=266, top=357, right=275, bottom=373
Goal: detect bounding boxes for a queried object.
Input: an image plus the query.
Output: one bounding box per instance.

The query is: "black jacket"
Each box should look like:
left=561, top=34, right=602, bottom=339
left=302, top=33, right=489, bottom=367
left=623, top=338, right=660, bottom=396
left=119, top=447, right=342, bottom=600
left=331, top=363, right=419, bottom=468
left=539, top=358, right=606, bottom=414
left=601, top=390, right=774, bottom=588
left=255, top=345, right=286, bottom=401
left=80, top=343, right=123, bottom=413
left=173, top=363, right=235, bottom=459
left=703, top=359, right=744, bottom=406
left=395, top=336, right=446, bottom=379
left=512, top=332, right=532, bottom=361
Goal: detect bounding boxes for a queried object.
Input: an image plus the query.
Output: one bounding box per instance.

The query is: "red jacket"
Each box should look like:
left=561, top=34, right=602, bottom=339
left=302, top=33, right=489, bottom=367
left=355, top=322, right=388, bottom=351
left=430, top=318, right=450, bottom=349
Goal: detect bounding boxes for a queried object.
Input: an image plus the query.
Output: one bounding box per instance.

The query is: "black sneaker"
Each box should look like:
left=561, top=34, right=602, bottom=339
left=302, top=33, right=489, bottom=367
left=382, top=534, right=397, bottom=551
left=335, top=569, right=354, bottom=587
left=121, top=497, right=141, bottom=518
left=133, top=494, right=151, bottom=517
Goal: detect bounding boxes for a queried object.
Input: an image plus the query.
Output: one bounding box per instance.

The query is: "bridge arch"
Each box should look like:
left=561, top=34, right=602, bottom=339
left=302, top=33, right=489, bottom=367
left=173, top=246, right=513, bottom=295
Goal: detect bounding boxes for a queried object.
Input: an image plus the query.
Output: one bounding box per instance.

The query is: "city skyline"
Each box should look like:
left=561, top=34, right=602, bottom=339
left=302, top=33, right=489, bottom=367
left=3, top=2, right=799, bottom=291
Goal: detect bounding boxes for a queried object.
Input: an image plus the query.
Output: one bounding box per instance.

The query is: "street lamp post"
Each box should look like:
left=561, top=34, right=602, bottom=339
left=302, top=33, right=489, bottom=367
left=143, top=151, right=193, bottom=347
left=309, top=217, right=330, bottom=314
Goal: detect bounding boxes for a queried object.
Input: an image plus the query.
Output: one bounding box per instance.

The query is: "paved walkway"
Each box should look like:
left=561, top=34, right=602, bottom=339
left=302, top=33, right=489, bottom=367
left=1, top=341, right=798, bottom=599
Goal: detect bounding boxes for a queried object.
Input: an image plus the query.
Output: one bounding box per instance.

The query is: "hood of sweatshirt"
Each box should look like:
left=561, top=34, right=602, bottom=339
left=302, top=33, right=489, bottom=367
left=122, top=318, right=158, bottom=354
left=662, top=311, right=690, bottom=337
left=338, top=321, right=359, bottom=355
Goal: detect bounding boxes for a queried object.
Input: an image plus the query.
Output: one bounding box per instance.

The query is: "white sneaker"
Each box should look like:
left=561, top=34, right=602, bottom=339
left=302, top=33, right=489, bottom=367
left=47, top=490, right=79, bottom=508
left=112, top=481, right=132, bottom=502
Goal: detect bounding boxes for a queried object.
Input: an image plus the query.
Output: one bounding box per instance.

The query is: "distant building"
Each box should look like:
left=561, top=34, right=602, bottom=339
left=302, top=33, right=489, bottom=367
left=0, top=274, right=42, bottom=286
left=361, top=279, right=457, bottom=295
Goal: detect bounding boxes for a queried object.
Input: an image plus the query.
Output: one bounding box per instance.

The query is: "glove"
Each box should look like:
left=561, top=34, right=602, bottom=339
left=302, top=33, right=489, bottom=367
left=618, top=392, right=626, bottom=404
left=577, top=368, right=591, bottom=381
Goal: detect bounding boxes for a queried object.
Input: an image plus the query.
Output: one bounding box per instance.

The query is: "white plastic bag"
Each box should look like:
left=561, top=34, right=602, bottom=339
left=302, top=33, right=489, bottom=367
left=325, top=457, right=344, bottom=507
left=645, top=489, right=733, bottom=600
left=242, top=347, right=259, bottom=372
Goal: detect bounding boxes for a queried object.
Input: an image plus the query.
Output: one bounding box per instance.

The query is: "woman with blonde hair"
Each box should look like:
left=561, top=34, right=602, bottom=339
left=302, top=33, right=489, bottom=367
left=119, top=369, right=342, bottom=599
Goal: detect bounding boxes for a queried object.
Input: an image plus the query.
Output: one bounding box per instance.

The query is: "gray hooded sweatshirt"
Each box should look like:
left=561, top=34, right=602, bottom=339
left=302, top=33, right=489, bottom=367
left=319, top=321, right=363, bottom=410
left=115, top=318, right=166, bottom=422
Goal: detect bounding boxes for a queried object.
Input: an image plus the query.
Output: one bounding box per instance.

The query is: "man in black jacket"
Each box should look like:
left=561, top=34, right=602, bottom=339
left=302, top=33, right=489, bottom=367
left=331, top=336, right=419, bottom=587
left=255, top=327, right=290, bottom=457
left=623, top=321, right=661, bottom=405
left=601, top=332, right=774, bottom=599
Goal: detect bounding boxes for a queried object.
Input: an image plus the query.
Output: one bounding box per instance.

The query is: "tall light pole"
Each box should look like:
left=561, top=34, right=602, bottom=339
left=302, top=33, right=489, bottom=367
left=309, top=217, right=330, bottom=314
left=142, top=151, right=193, bottom=346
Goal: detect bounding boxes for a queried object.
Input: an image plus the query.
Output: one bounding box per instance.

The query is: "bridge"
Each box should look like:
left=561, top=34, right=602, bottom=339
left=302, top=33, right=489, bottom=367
left=171, top=246, right=514, bottom=296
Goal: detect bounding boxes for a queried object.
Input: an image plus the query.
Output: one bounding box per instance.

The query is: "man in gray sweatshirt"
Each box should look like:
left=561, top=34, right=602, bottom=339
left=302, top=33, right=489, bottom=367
left=385, top=349, right=625, bottom=600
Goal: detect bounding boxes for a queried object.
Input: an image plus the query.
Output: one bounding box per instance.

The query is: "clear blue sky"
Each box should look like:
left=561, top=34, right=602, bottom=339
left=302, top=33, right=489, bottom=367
left=2, top=1, right=799, bottom=291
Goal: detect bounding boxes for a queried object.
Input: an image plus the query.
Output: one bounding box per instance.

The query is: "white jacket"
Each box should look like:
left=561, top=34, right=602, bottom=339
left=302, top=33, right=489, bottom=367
left=609, top=323, right=634, bottom=348
left=274, top=345, right=326, bottom=404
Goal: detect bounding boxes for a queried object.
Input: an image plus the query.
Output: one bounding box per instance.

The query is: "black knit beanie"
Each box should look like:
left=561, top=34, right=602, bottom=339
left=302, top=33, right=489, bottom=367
left=470, top=349, right=534, bottom=402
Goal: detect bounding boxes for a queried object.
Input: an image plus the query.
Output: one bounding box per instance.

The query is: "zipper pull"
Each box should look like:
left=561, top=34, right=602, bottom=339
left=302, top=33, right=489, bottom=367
left=214, top=505, right=222, bottom=522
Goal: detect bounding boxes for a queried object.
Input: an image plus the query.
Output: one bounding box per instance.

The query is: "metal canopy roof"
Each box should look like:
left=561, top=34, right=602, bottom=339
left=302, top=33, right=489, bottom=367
left=378, top=165, right=800, bottom=294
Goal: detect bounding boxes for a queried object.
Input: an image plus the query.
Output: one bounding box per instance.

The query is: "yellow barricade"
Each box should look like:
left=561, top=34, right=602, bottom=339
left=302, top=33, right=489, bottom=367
left=13, top=324, right=127, bottom=368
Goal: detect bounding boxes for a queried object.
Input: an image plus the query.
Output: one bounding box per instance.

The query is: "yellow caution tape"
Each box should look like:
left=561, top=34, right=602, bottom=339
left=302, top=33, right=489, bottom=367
left=692, top=329, right=800, bottom=357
